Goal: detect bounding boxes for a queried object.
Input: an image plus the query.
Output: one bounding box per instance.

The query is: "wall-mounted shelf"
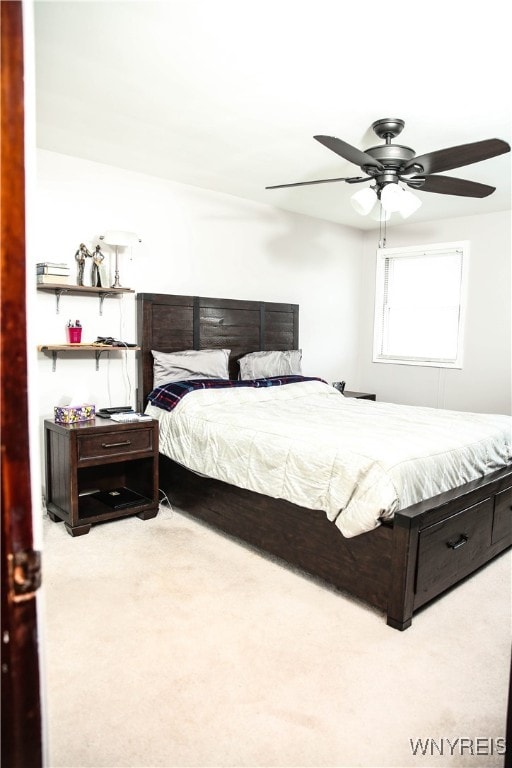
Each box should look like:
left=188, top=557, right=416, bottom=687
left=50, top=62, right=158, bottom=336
left=37, top=344, right=140, bottom=371
left=36, top=284, right=135, bottom=314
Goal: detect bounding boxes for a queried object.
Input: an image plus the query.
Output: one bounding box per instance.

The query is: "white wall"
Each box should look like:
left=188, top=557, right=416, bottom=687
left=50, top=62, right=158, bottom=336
left=33, top=150, right=511, bottom=495
left=357, top=210, right=511, bottom=414
left=33, top=149, right=364, bottom=478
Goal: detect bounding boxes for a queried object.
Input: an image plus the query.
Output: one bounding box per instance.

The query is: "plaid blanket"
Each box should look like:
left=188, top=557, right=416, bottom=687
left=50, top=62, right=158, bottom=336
left=148, top=375, right=325, bottom=413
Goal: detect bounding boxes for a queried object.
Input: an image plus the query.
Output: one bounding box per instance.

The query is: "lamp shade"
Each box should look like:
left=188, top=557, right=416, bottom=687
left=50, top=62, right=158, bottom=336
left=370, top=202, right=391, bottom=222
left=380, top=183, right=404, bottom=213
left=350, top=186, right=377, bottom=216
left=100, top=230, right=141, bottom=247
left=380, top=184, right=422, bottom=218
left=399, top=189, right=422, bottom=218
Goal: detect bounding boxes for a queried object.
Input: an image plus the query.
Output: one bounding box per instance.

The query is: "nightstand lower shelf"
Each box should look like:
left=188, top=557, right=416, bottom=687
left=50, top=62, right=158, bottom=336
left=47, top=501, right=158, bottom=536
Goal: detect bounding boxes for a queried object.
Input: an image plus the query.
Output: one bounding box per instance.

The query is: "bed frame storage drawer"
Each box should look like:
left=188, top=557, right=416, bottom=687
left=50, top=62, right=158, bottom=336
left=492, top=486, right=512, bottom=545
left=415, top=497, right=494, bottom=604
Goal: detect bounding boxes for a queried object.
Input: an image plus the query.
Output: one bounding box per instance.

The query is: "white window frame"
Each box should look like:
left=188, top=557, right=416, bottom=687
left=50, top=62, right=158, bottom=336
left=373, top=240, right=469, bottom=369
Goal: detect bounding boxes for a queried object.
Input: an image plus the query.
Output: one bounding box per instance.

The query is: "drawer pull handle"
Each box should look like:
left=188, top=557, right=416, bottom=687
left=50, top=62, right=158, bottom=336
left=446, top=534, right=468, bottom=550
left=101, top=440, right=131, bottom=448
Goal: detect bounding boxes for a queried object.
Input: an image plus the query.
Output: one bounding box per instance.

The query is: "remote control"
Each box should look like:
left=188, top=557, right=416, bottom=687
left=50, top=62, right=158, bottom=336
left=110, top=412, right=152, bottom=423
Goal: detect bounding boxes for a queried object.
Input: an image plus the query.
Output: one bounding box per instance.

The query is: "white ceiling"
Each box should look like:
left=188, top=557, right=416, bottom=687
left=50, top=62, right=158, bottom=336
left=34, top=0, right=511, bottom=231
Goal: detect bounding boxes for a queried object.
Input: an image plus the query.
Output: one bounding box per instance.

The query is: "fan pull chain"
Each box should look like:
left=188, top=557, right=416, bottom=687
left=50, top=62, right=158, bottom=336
left=378, top=203, right=387, bottom=248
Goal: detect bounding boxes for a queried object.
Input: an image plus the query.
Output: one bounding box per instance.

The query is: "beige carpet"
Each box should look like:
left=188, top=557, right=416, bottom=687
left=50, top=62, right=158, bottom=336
left=41, top=504, right=511, bottom=768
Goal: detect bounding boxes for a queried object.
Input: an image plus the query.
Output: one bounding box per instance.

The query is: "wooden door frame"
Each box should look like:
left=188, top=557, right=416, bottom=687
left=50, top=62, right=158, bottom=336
left=1, top=2, right=43, bottom=766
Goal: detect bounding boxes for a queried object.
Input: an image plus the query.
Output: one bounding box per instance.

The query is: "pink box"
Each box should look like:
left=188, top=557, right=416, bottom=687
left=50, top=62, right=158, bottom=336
left=67, top=327, right=82, bottom=343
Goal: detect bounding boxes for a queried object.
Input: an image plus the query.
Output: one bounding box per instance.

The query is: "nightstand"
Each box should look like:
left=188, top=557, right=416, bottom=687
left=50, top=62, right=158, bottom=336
left=44, top=417, right=159, bottom=536
left=342, top=390, right=376, bottom=401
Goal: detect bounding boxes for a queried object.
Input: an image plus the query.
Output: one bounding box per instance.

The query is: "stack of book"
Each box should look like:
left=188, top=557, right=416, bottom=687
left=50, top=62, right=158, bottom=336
left=36, top=262, right=71, bottom=285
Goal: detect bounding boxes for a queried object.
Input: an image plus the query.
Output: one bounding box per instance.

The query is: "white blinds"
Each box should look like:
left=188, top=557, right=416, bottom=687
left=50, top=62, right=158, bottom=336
left=374, top=245, right=466, bottom=367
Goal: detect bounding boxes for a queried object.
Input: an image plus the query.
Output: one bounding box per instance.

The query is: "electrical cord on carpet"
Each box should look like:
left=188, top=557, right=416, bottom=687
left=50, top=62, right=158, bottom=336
left=158, top=488, right=174, bottom=516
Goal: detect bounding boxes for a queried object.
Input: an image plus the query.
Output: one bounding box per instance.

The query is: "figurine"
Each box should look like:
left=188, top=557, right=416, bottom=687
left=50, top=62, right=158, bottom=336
left=91, top=245, right=105, bottom=287
left=74, top=243, right=92, bottom=286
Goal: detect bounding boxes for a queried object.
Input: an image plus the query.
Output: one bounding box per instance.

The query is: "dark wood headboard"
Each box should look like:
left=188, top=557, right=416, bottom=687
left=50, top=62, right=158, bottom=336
left=136, top=293, right=299, bottom=409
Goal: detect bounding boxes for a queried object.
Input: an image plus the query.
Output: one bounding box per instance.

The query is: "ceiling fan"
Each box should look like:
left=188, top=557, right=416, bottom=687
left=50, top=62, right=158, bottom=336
left=266, top=118, right=511, bottom=219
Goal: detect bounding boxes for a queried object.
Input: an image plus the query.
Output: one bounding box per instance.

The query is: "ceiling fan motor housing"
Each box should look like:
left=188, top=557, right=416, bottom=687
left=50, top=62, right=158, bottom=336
left=363, top=145, right=419, bottom=187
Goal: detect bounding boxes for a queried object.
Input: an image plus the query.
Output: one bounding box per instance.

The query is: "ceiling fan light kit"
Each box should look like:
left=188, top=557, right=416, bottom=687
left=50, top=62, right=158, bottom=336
left=380, top=183, right=423, bottom=218
left=266, top=118, right=511, bottom=222
left=350, top=182, right=422, bottom=219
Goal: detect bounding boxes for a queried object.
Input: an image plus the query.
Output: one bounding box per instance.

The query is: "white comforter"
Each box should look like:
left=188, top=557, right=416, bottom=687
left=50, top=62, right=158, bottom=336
left=147, top=380, right=512, bottom=537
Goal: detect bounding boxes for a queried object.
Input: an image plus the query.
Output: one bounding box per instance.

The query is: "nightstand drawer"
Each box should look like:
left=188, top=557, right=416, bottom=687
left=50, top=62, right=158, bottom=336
left=78, top=427, right=154, bottom=461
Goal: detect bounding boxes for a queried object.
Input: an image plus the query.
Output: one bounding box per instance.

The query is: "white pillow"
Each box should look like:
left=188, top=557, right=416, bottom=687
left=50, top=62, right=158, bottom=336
left=238, top=349, right=302, bottom=380
left=152, top=348, right=231, bottom=388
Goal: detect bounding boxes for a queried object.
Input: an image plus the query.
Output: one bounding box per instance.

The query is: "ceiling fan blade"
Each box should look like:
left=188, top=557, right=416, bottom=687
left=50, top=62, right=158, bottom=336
left=314, top=135, right=384, bottom=171
left=403, top=138, right=510, bottom=176
left=406, top=175, right=496, bottom=198
left=266, top=176, right=368, bottom=190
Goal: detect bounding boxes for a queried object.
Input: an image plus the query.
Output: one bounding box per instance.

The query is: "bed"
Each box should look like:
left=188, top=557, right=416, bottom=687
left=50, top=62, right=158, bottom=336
left=136, top=292, right=512, bottom=629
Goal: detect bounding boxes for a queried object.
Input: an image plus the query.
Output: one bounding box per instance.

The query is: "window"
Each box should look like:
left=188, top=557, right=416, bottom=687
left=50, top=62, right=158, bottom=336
left=373, top=241, right=469, bottom=368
